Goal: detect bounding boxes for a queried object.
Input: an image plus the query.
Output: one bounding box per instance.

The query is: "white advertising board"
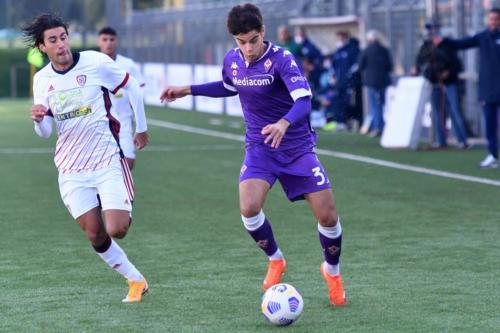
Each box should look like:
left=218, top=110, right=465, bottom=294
left=194, top=65, right=224, bottom=114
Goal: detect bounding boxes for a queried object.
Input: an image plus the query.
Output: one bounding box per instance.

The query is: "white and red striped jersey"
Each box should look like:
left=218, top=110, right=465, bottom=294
left=33, top=50, right=130, bottom=173
left=110, top=54, right=145, bottom=133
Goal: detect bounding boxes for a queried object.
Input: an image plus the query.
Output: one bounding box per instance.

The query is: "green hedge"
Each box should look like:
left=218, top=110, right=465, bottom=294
left=0, top=47, right=93, bottom=98
left=0, top=49, right=34, bottom=98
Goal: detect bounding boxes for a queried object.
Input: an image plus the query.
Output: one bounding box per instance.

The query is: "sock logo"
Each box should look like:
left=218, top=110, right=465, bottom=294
left=327, top=245, right=340, bottom=256
left=257, top=239, right=268, bottom=249
left=112, top=263, right=122, bottom=269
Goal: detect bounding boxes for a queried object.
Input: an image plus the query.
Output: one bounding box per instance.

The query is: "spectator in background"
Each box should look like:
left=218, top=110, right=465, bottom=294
left=294, top=26, right=323, bottom=114
left=276, top=25, right=300, bottom=58
left=323, top=31, right=360, bottom=131
left=435, top=8, right=500, bottom=168
left=358, top=30, right=393, bottom=137
left=414, top=22, right=468, bottom=150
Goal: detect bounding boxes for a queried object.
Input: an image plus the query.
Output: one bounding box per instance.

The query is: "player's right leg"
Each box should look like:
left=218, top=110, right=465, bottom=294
left=239, top=178, right=286, bottom=291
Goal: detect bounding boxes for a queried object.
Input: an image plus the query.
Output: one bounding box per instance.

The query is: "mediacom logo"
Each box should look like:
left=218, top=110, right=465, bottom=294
left=232, top=74, right=274, bottom=86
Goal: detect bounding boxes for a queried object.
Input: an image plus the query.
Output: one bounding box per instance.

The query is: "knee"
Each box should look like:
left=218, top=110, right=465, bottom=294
left=106, top=224, right=129, bottom=239
left=240, top=203, right=262, bottom=219
left=317, top=209, right=338, bottom=228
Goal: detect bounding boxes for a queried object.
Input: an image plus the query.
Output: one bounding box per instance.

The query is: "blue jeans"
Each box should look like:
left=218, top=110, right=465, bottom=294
left=431, top=84, right=467, bottom=146
left=366, top=87, right=385, bottom=132
left=482, top=102, right=499, bottom=158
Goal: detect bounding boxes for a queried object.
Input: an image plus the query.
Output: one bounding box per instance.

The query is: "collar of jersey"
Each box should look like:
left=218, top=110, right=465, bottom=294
left=239, top=41, right=272, bottom=67
left=51, top=52, right=80, bottom=75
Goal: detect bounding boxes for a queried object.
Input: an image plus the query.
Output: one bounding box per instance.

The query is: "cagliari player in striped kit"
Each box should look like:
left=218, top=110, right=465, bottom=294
left=24, top=14, right=149, bottom=303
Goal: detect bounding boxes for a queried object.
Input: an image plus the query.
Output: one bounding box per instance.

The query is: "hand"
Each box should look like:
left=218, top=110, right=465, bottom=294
left=134, top=131, right=149, bottom=150
left=432, top=35, right=443, bottom=45
left=160, top=86, right=191, bottom=103
left=31, top=104, right=48, bottom=123
left=261, top=119, right=290, bottom=149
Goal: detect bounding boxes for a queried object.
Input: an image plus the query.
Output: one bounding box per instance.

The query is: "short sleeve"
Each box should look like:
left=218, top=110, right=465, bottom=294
left=277, top=50, right=312, bottom=101
left=98, top=53, right=129, bottom=94
left=222, top=58, right=237, bottom=92
left=33, top=73, right=49, bottom=108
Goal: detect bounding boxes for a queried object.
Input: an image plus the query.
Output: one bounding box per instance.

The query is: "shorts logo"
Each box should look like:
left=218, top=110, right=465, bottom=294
left=76, top=75, right=87, bottom=87
left=240, top=164, right=247, bottom=175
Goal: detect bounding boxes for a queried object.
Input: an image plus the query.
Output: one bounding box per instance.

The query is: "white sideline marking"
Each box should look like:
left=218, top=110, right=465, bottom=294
left=148, top=118, right=500, bottom=187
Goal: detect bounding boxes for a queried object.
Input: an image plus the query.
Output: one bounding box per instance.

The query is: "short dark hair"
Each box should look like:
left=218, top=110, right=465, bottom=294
left=22, top=13, right=68, bottom=49
left=227, top=3, right=263, bottom=35
left=490, top=7, right=500, bottom=15
left=98, top=26, right=117, bottom=36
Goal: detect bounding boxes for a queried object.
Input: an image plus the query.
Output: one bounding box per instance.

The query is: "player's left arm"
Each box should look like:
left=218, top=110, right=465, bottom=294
left=99, top=54, right=149, bottom=149
left=262, top=51, right=312, bottom=149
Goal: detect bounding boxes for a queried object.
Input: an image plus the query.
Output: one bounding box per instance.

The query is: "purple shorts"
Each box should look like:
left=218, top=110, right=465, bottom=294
left=239, top=145, right=332, bottom=201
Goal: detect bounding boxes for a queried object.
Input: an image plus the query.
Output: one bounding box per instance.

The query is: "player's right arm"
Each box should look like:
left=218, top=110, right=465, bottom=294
left=435, top=34, right=480, bottom=50
left=32, top=73, right=53, bottom=138
left=160, top=81, right=237, bottom=103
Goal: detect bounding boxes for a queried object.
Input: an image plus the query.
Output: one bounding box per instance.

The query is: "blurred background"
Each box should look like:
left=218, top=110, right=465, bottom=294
left=1, top=0, right=499, bottom=145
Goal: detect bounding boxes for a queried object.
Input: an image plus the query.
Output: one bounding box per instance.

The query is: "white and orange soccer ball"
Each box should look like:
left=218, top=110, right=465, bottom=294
left=261, top=283, right=304, bottom=326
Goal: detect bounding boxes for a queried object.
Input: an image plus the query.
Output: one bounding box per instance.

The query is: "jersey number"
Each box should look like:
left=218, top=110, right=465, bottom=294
left=312, top=167, right=326, bottom=186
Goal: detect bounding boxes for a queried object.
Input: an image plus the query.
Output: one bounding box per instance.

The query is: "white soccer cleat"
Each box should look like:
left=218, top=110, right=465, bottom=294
left=479, top=154, right=499, bottom=169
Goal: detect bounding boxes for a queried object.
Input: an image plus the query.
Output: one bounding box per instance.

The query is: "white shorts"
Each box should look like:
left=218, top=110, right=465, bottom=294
left=58, top=158, right=135, bottom=219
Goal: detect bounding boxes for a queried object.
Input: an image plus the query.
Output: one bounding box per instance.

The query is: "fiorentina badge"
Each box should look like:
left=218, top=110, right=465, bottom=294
left=76, top=75, right=87, bottom=87
left=264, top=58, right=272, bottom=72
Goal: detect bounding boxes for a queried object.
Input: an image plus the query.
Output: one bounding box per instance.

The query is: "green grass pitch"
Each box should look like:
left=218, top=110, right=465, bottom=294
left=1, top=99, right=499, bottom=332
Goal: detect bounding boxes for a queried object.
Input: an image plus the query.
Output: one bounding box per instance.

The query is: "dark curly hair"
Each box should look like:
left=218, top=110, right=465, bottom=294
left=22, top=14, right=68, bottom=49
left=227, top=3, right=263, bottom=35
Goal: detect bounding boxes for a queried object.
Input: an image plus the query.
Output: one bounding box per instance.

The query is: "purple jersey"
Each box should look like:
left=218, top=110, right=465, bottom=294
left=222, top=42, right=316, bottom=152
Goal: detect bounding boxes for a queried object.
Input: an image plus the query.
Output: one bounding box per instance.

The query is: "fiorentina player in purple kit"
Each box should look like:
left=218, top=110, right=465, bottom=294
left=160, top=3, right=346, bottom=306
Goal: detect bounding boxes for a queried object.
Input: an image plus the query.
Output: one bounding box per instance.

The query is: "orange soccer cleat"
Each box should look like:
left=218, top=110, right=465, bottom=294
left=320, top=263, right=347, bottom=306
left=262, top=259, right=287, bottom=291
left=122, top=278, right=149, bottom=303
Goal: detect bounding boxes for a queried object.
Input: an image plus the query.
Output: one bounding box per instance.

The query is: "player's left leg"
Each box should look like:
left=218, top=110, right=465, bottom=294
left=96, top=158, right=148, bottom=303
left=305, top=189, right=346, bottom=306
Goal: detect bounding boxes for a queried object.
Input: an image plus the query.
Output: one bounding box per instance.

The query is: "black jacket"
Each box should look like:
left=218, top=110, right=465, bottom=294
left=443, top=28, right=500, bottom=103
left=358, top=41, right=393, bottom=89
left=415, top=40, right=462, bottom=85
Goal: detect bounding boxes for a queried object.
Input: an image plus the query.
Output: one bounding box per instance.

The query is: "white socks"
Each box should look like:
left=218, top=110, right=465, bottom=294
left=97, top=239, right=144, bottom=282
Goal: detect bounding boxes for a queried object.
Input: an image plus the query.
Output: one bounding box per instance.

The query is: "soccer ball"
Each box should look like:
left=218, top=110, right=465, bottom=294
left=261, top=283, right=304, bottom=326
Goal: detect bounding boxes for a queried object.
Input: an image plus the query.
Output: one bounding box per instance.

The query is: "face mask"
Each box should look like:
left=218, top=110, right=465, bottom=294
left=294, top=36, right=304, bottom=45
left=335, top=41, right=344, bottom=48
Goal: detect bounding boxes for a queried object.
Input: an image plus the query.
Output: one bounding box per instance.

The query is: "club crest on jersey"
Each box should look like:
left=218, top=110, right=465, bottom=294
left=76, top=75, right=87, bottom=87
left=264, top=59, right=272, bottom=71
left=231, top=62, right=239, bottom=76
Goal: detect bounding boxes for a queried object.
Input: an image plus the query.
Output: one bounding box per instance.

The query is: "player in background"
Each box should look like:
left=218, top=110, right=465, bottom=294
left=23, top=14, right=150, bottom=303
left=160, top=3, right=346, bottom=306
left=98, top=27, right=146, bottom=170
